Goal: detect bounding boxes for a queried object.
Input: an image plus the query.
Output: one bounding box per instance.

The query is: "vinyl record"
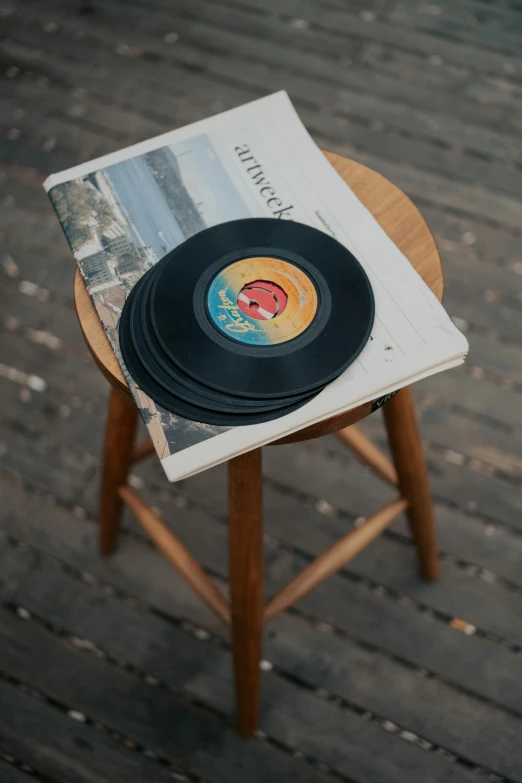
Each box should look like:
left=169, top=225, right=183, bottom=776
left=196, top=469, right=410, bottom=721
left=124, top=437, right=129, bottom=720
left=120, top=280, right=317, bottom=425
left=131, top=259, right=312, bottom=413
left=150, top=218, right=375, bottom=399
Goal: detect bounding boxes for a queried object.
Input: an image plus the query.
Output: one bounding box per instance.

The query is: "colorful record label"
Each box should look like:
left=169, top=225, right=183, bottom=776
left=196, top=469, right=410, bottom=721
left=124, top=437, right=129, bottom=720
left=207, top=256, right=318, bottom=346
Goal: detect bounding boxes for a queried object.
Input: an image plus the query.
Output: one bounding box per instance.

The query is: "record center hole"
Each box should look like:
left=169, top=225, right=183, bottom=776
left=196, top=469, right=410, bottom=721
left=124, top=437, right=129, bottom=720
left=237, top=279, right=288, bottom=321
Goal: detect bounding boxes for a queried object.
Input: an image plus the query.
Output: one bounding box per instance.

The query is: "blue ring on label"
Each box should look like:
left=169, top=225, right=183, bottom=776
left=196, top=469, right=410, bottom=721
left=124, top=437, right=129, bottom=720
left=206, top=257, right=313, bottom=346
left=207, top=273, right=260, bottom=345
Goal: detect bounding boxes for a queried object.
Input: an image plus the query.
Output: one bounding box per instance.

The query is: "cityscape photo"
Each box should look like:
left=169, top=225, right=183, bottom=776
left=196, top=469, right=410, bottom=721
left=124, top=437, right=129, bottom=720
left=49, top=134, right=251, bottom=457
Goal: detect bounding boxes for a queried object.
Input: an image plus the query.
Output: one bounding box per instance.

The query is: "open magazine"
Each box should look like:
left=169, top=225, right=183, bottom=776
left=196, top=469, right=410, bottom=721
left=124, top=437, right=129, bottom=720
left=44, top=91, right=468, bottom=482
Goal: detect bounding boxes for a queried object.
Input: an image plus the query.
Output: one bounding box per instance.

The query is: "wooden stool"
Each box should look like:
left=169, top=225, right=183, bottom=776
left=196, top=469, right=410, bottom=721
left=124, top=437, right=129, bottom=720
left=74, top=152, right=442, bottom=738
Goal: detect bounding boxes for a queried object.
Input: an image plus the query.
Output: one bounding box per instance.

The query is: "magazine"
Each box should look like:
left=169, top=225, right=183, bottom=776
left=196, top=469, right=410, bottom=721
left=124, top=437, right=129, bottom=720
left=44, top=91, right=468, bottom=481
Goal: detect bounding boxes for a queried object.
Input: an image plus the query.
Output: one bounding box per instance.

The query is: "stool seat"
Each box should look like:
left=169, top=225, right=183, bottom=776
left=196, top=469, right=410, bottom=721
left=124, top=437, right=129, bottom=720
left=73, top=151, right=443, bottom=738
left=74, top=152, right=443, bottom=443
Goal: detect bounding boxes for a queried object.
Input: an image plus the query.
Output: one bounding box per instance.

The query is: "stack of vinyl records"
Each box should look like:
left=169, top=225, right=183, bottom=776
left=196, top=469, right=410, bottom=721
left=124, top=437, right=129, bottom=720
left=119, top=218, right=375, bottom=426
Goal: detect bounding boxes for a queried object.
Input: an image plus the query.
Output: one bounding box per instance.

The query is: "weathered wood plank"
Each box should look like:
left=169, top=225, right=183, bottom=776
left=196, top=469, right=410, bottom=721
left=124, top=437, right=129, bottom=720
left=4, top=1, right=522, bottom=174
left=179, top=458, right=522, bottom=644
left=272, top=469, right=522, bottom=592
left=445, top=295, right=521, bottom=343
left=0, top=19, right=260, bottom=118
left=0, top=161, right=47, bottom=205
left=18, top=556, right=522, bottom=775
left=0, top=760, right=39, bottom=783
left=266, top=438, right=522, bottom=586
left=257, top=438, right=522, bottom=532
left=175, top=0, right=522, bottom=76
left=2, top=29, right=517, bottom=253
left=8, top=554, right=522, bottom=782
left=361, top=407, right=522, bottom=479
left=0, top=75, right=164, bottom=147
left=0, top=225, right=77, bottom=295
left=0, top=679, right=179, bottom=783
left=0, top=172, right=67, bottom=221
left=0, top=279, right=94, bottom=360
left=421, top=203, right=522, bottom=267
left=362, top=45, right=522, bottom=119
left=7, top=0, right=522, bottom=92
left=1, top=606, right=486, bottom=783
left=103, top=0, right=522, bottom=69
left=466, top=332, right=522, bottom=383
left=333, top=91, right=522, bottom=167
left=0, top=542, right=37, bottom=604
left=400, top=502, right=522, bottom=584
left=0, top=472, right=225, bottom=633
left=316, top=115, right=522, bottom=202
left=2, top=0, right=360, bottom=68
left=388, top=1, right=522, bottom=57
left=397, top=0, right=522, bottom=29
left=0, top=375, right=105, bottom=468
left=442, top=252, right=522, bottom=302
left=0, top=77, right=119, bottom=160
left=424, top=448, right=522, bottom=528
left=423, top=371, right=522, bottom=430
left=35, top=0, right=522, bottom=136
left=190, top=640, right=522, bottom=783
left=343, top=149, right=522, bottom=229
left=1, top=325, right=105, bottom=400
left=269, top=419, right=522, bottom=586
left=0, top=420, right=92, bottom=507
left=4, top=473, right=522, bottom=720
left=0, top=36, right=222, bottom=132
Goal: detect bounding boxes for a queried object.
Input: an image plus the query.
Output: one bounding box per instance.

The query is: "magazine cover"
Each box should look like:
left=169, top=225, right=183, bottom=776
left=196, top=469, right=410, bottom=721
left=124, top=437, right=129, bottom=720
left=49, top=134, right=244, bottom=462
left=45, top=92, right=467, bottom=481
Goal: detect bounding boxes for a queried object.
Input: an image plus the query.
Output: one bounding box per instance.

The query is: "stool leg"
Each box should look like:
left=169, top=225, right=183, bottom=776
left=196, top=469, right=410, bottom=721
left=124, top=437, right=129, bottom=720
left=228, top=448, right=264, bottom=737
left=99, top=387, right=138, bottom=556
left=383, top=388, right=439, bottom=581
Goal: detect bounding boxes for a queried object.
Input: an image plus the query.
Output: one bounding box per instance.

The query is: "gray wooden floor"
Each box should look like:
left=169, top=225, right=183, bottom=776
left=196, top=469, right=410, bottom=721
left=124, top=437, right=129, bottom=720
left=1, top=0, right=522, bottom=781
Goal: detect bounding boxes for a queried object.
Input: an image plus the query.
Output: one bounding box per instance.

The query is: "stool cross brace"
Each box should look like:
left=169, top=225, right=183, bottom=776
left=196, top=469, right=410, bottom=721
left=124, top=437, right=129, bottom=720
left=119, top=476, right=407, bottom=629
left=118, top=386, right=436, bottom=625
left=107, top=386, right=438, bottom=737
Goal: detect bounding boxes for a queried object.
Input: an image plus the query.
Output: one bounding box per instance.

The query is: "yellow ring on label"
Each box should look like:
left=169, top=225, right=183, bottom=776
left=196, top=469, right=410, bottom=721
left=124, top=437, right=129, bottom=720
left=207, top=256, right=318, bottom=346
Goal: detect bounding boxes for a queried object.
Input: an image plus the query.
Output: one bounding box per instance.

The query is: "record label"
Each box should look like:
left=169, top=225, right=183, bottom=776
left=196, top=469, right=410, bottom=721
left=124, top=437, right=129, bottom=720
left=206, top=256, right=318, bottom=346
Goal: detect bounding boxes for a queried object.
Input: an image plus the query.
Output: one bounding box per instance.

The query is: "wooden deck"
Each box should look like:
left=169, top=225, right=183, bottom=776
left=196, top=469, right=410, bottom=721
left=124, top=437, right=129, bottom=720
left=1, top=0, right=522, bottom=780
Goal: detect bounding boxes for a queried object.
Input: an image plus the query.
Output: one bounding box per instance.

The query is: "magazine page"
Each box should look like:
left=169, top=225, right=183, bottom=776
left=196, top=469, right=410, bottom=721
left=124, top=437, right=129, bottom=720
left=45, top=91, right=467, bottom=481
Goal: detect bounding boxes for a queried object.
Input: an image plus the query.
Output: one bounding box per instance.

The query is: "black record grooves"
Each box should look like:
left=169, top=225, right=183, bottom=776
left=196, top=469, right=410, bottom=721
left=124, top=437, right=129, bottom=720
left=132, top=260, right=309, bottom=413
left=151, top=219, right=374, bottom=399
left=120, top=280, right=315, bottom=425
left=119, top=218, right=375, bottom=426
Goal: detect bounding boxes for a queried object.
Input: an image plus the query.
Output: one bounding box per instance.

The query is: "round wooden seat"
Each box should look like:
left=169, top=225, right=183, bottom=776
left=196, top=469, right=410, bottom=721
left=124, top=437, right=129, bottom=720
left=74, top=151, right=443, bottom=442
